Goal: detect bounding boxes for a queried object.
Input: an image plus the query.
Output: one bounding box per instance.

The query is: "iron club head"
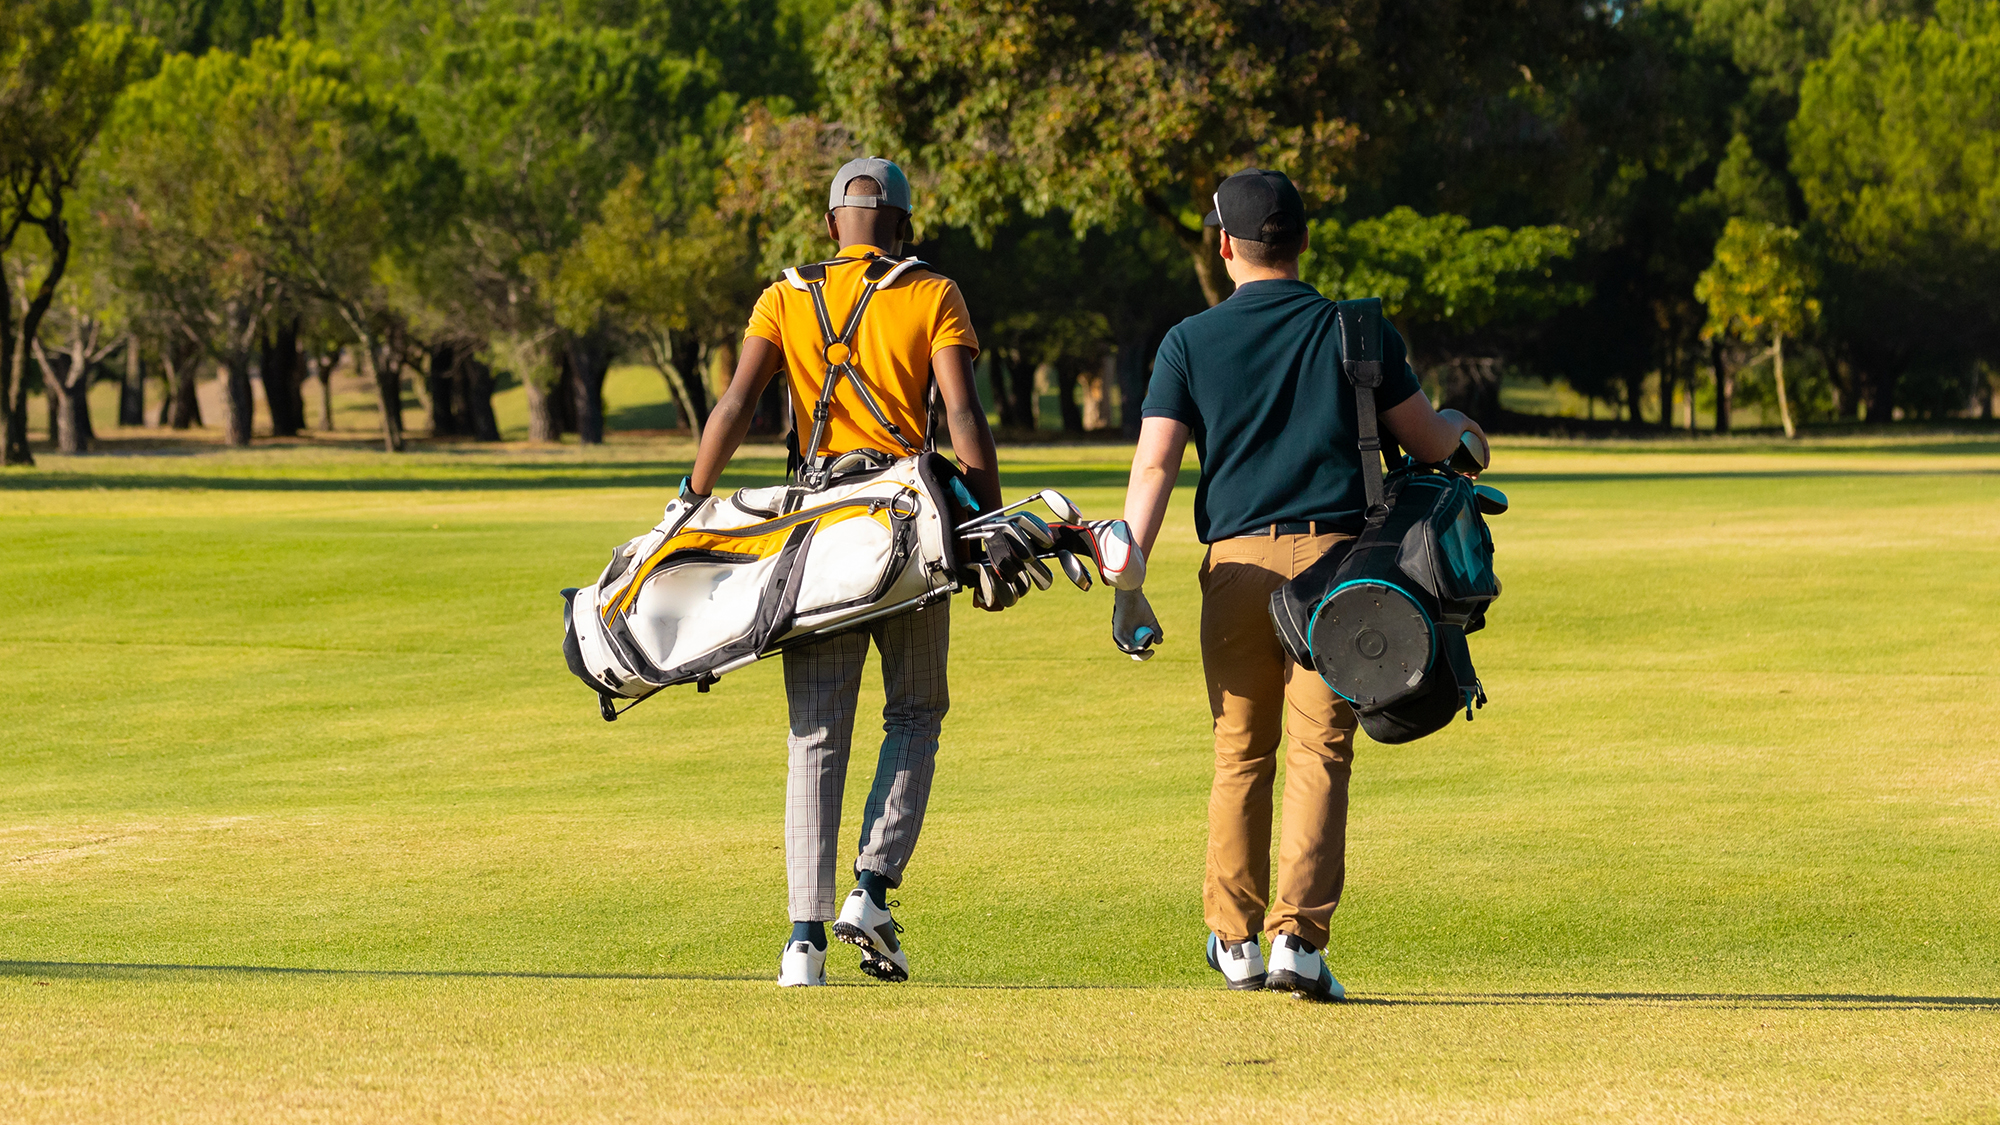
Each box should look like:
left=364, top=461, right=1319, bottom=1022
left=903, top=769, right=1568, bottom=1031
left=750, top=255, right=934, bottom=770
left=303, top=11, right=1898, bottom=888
left=1039, top=489, right=1083, bottom=524
left=1057, top=550, right=1092, bottom=590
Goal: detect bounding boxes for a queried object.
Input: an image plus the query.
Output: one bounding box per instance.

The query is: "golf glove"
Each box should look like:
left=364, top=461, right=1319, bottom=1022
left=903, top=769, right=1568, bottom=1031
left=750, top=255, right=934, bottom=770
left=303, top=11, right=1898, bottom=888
left=660, top=477, right=711, bottom=537
left=1111, top=588, right=1163, bottom=660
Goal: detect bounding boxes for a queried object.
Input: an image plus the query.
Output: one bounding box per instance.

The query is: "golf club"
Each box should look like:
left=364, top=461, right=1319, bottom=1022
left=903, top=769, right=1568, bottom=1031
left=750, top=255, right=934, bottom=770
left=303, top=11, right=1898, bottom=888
left=1056, top=550, right=1092, bottom=590
left=956, top=488, right=1085, bottom=533
left=1473, top=483, right=1509, bottom=516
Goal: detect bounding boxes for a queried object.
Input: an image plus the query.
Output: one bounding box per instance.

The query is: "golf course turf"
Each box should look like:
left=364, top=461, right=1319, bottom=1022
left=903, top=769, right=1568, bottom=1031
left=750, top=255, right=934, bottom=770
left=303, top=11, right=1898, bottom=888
left=4, top=436, right=1997, bottom=1122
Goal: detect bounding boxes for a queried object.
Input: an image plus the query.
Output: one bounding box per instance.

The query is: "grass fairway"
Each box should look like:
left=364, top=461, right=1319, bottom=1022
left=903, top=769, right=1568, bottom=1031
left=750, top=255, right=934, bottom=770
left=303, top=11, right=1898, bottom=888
left=3, top=436, right=1998, bottom=1123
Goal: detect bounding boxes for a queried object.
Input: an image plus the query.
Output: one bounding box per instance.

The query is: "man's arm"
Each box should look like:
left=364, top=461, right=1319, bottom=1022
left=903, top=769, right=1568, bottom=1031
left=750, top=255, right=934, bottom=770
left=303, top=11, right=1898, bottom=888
left=1381, top=389, right=1489, bottom=467
left=932, top=344, right=1002, bottom=510
left=1122, top=416, right=1190, bottom=558
left=689, top=336, right=785, bottom=495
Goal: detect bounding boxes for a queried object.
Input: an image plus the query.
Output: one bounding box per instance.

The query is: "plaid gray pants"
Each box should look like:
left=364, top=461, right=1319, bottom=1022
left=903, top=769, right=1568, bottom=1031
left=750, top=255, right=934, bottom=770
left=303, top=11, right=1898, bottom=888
left=782, top=600, right=950, bottom=921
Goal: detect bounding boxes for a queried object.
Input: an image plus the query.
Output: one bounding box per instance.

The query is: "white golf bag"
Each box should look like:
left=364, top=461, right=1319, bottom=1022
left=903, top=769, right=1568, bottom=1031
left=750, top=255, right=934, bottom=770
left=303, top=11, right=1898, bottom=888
left=564, top=453, right=972, bottom=718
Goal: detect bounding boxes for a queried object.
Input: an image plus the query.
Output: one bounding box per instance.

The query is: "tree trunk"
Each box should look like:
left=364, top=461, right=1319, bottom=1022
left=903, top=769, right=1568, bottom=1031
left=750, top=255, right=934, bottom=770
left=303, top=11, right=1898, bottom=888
left=259, top=318, right=304, bottom=437
left=366, top=343, right=404, bottom=453
left=1712, top=340, right=1732, bottom=434
left=458, top=356, right=500, bottom=441
left=566, top=332, right=609, bottom=445
left=36, top=350, right=92, bottom=454
left=427, top=344, right=460, bottom=436
left=1055, top=362, right=1083, bottom=435
left=310, top=344, right=340, bottom=431
left=222, top=354, right=255, bottom=446
left=1772, top=333, right=1796, bottom=439
left=1865, top=363, right=1897, bottom=423
left=1009, top=352, right=1039, bottom=430
left=119, top=336, right=146, bottom=427
left=163, top=339, right=202, bottom=429
left=524, top=375, right=561, bottom=443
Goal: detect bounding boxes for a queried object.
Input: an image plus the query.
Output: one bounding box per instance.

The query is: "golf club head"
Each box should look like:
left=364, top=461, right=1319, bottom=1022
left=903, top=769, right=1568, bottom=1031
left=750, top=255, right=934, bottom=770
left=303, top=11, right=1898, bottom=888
left=1008, top=512, right=1056, bottom=551
left=1473, top=483, right=1509, bottom=516
left=973, top=564, right=998, bottom=609
left=1448, top=430, right=1490, bottom=475
left=1057, top=549, right=1092, bottom=590
left=1039, top=488, right=1083, bottom=524
left=1022, top=552, right=1054, bottom=591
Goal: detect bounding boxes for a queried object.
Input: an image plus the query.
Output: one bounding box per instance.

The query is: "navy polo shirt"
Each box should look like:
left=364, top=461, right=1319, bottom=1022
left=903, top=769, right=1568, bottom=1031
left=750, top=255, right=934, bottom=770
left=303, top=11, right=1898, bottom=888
left=1141, top=279, right=1422, bottom=542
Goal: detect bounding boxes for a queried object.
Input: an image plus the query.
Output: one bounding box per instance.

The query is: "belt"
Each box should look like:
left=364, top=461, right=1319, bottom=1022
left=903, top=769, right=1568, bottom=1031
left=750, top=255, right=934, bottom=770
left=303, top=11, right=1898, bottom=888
left=1231, top=520, right=1335, bottom=539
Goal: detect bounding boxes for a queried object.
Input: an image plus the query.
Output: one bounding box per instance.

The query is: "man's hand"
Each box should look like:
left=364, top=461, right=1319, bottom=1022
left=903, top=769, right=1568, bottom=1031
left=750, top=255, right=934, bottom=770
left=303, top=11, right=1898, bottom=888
left=661, top=477, right=712, bottom=536
left=1112, top=588, right=1163, bottom=660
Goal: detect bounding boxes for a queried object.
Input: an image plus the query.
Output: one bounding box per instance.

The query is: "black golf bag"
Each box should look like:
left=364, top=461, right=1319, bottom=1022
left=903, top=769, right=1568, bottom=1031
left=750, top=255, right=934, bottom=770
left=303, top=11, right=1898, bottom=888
left=1268, top=298, right=1503, bottom=744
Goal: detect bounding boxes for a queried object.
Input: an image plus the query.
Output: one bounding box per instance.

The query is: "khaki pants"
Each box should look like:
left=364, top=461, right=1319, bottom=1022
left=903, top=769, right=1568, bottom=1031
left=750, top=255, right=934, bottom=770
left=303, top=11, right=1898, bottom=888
left=1199, top=530, right=1357, bottom=950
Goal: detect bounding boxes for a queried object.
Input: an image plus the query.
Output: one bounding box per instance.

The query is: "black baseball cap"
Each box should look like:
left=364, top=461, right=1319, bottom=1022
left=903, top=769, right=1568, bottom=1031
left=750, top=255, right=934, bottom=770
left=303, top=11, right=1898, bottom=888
left=1202, top=168, right=1306, bottom=243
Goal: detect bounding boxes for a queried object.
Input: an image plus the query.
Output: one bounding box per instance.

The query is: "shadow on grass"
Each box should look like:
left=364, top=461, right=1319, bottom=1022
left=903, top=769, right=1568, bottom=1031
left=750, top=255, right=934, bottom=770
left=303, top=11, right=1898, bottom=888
left=1353, top=991, right=2000, bottom=1012
left=0, top=465, right=1136, bottom=493
left=8, top=963, right=1997, bottom=1007
left=1494, top=467, right=1999, bottom=483
left=0, top=960, right=1125, bottom=989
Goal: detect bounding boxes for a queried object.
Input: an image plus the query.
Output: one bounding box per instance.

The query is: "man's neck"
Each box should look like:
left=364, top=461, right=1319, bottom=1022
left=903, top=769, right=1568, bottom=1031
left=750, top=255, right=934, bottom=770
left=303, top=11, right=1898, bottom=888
left=838, top=238, right=897, bottom=257
left=1225, top=264, right=1299, bottom=285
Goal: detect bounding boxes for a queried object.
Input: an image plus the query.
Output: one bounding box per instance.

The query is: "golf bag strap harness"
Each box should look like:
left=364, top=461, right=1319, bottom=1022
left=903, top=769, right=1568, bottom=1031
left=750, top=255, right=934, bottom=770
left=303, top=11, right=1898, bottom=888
left=1337, top=297, right=1390, bottom=522
left=784, top=253, right=931, bottom=489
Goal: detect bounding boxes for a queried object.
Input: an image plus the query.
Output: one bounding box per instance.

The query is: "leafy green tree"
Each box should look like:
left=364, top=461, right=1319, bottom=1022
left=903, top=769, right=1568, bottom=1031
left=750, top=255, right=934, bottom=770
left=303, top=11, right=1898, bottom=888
left=391, top=16, right=728, bottom=443
left=1791, top=0, right=2000, bottom=420
left=0, top=2, right=151, bottom=464
left=1696, top=218, right=1821, bottom=437
left=546, top=166, right=758, bottom=443
left=822, top=0, right=1604, bottom=307
left=1300, top=208, right=1585, bottom=421
left=97, top=38, right=447, bottom=449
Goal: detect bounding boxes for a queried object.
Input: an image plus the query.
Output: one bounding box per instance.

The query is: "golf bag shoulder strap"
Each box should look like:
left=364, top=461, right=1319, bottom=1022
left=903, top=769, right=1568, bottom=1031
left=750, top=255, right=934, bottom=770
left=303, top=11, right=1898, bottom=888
left=791, top=254, right=929, bottom=484
left=1336, top=297, right=1389, bottom=520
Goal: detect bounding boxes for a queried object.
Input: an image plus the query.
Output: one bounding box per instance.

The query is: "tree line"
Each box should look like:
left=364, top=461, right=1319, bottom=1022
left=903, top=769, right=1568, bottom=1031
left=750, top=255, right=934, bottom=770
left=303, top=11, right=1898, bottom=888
left=4, top=0, right=1996, bottom=465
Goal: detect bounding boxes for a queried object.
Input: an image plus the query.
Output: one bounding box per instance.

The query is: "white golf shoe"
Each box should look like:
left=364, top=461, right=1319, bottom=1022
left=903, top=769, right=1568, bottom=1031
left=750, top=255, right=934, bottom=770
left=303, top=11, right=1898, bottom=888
left=1266, top=933, right=1344, bottom=1001
left=777, top=939, right=827, bottom=987
left=1206, top=933, right=1268, bottom=990
left=832, top=889, right=909, bottom=983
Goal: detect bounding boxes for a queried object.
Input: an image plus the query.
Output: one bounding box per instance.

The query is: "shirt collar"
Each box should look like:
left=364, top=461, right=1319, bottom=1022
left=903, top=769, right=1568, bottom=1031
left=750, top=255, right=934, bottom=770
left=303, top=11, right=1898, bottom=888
left=836, top=244, right=886, bottom=260
left=1228, top=278, right=1315, bottom=299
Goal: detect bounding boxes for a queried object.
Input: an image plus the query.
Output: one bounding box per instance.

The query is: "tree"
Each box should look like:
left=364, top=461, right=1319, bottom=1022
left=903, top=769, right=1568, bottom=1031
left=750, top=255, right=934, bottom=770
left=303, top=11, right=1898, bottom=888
left=0, top=3, right=151, bottom=464
left=548, top=166, right=758, bottom=443
left=823, top=0, right=1606, bottom=307
left=1790, top=0, right=2000, bottom=420
left=1300, top=208, right=1586, bottom=421
left=394, top=16, right=729, bottom=444
left=1696, top=218, right=1821, bottom=437
left=99, top=39, right=452, bottom=450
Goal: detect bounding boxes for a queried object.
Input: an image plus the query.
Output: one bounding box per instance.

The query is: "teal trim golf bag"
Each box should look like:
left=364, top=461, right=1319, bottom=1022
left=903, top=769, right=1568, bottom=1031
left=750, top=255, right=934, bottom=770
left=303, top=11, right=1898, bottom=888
left=1268, top=298, right=1504, bottom=744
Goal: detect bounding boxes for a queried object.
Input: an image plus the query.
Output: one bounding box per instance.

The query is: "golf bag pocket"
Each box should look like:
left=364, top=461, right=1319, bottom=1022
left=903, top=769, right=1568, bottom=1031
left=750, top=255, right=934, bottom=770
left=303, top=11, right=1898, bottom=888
left=564, top=456, right=960, bottom=705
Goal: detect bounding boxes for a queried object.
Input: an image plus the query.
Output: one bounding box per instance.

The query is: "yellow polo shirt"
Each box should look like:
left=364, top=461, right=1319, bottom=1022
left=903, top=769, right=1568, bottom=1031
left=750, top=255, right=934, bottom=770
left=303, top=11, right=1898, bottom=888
left=745, top=244, right=979, bottom=457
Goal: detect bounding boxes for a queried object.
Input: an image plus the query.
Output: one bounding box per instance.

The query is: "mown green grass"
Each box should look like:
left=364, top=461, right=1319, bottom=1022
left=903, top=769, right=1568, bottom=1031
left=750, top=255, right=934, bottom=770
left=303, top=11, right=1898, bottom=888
left=3, top=437, right=1997, bottom=1122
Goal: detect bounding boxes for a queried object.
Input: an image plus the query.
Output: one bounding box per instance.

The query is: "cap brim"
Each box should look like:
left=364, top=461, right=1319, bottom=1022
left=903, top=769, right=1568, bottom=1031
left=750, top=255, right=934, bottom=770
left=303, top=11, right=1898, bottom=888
left=1202, top=208, right=1221, bottom=228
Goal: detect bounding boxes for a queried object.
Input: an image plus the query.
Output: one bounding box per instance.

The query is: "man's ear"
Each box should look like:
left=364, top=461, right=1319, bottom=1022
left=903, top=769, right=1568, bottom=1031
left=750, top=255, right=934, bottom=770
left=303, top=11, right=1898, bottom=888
left=897, top=213, right=914, bottom=244
left=1217, top=230, right=1236, bottom=261
left=825, top=212, right=840, bottom=244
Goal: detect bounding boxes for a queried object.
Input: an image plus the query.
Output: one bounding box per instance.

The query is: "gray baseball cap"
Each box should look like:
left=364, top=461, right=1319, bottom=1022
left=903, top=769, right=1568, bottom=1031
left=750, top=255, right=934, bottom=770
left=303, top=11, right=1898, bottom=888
left=828, top=156, right=912, bottom=214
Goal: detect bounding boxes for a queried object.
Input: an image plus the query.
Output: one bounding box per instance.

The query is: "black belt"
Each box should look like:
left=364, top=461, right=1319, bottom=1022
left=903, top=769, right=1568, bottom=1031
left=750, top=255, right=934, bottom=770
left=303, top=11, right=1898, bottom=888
left=1232, top=520, right=1335, bottom=539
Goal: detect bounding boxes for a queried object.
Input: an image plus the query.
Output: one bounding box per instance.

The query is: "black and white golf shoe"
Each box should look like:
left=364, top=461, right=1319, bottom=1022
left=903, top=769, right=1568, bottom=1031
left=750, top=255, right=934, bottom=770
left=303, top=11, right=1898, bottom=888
left=1266, top=933, right=1344, bottom=1001
left=1206, top=933, right=1268, bottom=990
left=777, top=939, right=827, bottom=988
left=832, top=888, right=909, bottom=983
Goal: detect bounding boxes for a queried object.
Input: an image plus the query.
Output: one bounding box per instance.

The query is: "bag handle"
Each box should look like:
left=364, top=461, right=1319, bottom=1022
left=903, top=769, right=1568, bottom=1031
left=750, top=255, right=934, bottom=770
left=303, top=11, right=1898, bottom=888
left=1336, top=297, right=1390, bottom=522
